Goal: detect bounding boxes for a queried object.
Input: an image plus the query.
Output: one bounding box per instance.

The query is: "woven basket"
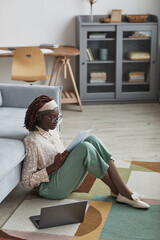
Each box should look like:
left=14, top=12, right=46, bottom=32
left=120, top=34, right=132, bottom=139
left=125, top=14, right=149, bottom=23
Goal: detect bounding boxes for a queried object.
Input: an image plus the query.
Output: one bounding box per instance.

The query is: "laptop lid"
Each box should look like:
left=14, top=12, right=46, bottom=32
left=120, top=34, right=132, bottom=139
left=30, top=200, right=88, bottom=229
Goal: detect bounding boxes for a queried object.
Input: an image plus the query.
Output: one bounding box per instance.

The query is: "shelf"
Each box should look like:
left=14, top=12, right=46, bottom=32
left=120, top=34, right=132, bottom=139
left=122, top=81, right=149, bottom=85
left=87, top=38, right=116, bottom=41
left=123, top=38, right=150, bottom=41
left=87, top=82, right=115, bottom=86
left=61, top=90, right=78, bottom=104
left=123, top=60, right=150, bottom=63
left=87, top=60, right=115, bottom=64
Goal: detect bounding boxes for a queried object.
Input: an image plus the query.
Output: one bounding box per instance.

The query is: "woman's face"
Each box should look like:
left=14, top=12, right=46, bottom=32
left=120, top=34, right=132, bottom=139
left=37, top=108, right=60, bottom=131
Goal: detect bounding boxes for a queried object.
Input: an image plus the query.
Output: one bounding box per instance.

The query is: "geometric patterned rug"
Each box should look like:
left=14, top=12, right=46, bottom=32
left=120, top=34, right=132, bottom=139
left=1, top=160, right=160, bottom=240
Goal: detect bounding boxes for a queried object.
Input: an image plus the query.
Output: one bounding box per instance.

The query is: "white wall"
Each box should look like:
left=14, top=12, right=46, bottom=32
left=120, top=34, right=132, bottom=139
left=0, top=0, right=160, bottom=87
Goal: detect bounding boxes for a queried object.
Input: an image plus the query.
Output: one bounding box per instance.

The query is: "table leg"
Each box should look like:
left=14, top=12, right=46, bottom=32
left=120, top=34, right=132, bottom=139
left=48, top=57, right=59, bottom=86
left=67, top=59, right=83, bottom=112
left=63, top=57, right=67, bottom=79
left=54, top=59, right=63, bottom=86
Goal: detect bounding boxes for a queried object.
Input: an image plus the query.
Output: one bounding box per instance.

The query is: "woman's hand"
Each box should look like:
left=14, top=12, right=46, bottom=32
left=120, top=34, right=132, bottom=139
left=46, top=150, right=69, bottom=175
left=55, top=150, right=69, bottom=164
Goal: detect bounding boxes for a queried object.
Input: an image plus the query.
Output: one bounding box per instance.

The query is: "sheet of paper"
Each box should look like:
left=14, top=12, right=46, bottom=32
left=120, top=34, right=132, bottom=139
left=66, top=129, right=92, bottom=152
left=40, top=48, right=54, bottom=54
left=0, top=49, right=12, bottom=54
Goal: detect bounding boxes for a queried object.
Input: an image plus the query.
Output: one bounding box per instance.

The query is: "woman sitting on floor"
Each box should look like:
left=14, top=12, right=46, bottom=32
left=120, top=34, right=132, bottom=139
left=21, top=95, right=150, bottom=209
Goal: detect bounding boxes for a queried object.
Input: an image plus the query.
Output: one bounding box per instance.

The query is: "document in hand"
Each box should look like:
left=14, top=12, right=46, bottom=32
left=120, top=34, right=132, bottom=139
left=66, top=129, right=92, bottom=152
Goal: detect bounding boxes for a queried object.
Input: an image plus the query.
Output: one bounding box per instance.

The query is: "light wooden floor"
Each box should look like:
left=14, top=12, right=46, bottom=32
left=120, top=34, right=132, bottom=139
left=61, top=103, right=160, bottom=162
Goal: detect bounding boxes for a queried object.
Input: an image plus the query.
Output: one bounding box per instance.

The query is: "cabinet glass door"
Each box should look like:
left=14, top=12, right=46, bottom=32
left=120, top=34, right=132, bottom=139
left=117, top=25, right=157, bottom=100
left=82, top=26, right=116, bottom=100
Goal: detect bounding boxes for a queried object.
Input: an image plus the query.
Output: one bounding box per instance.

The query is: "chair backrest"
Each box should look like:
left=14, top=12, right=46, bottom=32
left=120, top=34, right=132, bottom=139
left=11, top=47, right=49, bottom=82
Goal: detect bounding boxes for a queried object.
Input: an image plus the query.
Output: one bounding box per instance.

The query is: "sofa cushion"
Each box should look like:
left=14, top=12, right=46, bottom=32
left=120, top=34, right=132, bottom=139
left=0, top=138, right=25, bottom=179
left=0, top=90, right=2, bottom=106
left=0, top=107, right=28, bottom=140
left=0, top=84, right=62, bottom=109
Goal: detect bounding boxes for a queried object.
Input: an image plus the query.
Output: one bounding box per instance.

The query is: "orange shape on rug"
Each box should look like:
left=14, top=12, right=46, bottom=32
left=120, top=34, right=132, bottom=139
left=133, top=161, right=160, bottom=173
left=68, top=200, right=112, bottom=240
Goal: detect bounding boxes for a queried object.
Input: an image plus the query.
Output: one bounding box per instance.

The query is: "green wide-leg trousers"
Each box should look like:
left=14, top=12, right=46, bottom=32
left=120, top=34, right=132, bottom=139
left=38, top=135, right=112, bottom=200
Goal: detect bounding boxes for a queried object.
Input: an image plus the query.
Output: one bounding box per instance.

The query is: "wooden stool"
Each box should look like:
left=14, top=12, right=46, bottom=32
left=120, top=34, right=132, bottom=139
left=48, top=46, right=83, bottom=112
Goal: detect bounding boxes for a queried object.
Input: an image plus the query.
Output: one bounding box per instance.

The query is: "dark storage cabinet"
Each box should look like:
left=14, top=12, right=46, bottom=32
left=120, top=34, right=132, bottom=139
left=76, top=15, right=158, bottom=103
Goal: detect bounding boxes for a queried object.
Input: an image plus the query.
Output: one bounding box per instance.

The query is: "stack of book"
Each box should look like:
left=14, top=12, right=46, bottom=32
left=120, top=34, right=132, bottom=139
left=90, top=72, right=107, bottom=83
left=129, top=31, right=151, bottom=38
left=128, top=72, right=145, bottom=82
left=89, top=32, right=107, bottom=39
left=87, top=48, right=94, bottom=61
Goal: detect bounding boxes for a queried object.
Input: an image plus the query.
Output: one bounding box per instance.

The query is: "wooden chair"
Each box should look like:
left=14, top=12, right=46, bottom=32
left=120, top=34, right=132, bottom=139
left=11, top=47, right=49, bottom=82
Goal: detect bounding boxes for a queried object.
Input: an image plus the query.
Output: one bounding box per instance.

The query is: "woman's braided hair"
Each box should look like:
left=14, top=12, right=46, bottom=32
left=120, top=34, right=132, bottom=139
left=24, top=95, right=53, bottom=131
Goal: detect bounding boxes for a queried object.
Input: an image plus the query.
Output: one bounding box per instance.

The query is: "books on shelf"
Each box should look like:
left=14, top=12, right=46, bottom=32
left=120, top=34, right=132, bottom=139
left=128, top=79, right=145, bottom=83
left=86, top=49, right=92, bottom=61
left=86, top=50, right=90, bottom=61
left=87, top=48, right=94, bottom=61
left=89, top=32, right=107, bottom=39
left=90, top=80, right=106, bottom=83
left=90, top=72, right=107, bottom=79
left=126, top=51, right=150, bottom=61
left=128, top=71, right=145, bottom=82
left=129, top=31, right=151, bottom=38
left=90, top=72, right=107, bottom=83
left=129, top=71, right=144, bottom=77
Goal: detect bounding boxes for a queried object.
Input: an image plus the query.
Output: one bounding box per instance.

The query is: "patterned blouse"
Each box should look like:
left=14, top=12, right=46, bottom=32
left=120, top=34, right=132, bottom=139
left=21, top=126, right=65, bottom=188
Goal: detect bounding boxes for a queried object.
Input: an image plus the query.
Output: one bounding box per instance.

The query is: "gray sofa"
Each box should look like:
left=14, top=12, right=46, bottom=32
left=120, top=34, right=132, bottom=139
left=0, top=84, right=62, bottom=203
